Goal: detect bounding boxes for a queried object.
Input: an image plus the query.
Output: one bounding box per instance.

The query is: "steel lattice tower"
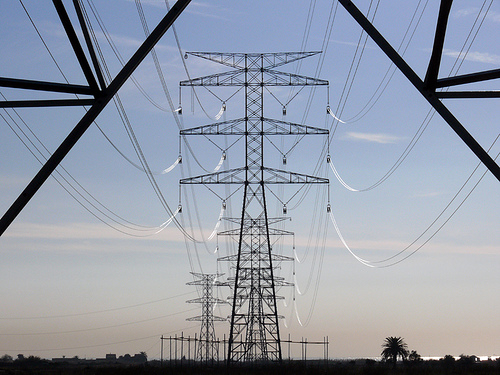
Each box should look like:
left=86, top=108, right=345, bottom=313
left=186, top=272, right=226, bottom=363
left=180, top=52, right=329, bottom=362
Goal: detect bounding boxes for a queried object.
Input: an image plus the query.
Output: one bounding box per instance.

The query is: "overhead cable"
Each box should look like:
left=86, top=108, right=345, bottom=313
left=0, top=290, right=195, bottom=320
left=2, top=308, right=198, bottom=336
left=330, top=136, right=499, bottom=268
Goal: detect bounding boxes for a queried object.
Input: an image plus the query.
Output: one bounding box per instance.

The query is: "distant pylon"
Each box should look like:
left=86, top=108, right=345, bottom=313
left=186, top=272, right=226, bottom=363
left=180, top=52, right=329, bottom=362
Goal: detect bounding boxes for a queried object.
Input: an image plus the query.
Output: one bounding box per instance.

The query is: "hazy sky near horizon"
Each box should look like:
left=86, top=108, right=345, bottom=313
left=1, top=0, right=499, bottom=360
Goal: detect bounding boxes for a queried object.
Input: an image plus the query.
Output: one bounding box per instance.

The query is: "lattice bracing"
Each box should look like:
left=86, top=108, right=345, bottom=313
left=180, top=69, right=328, bottom=87
left=180, top=118, right=329, bottom=136
left=179, top=52, right=328, bottom=363
left=186, top=273, right=227, bottom=363
left=185, top=51, right=321, bottom=69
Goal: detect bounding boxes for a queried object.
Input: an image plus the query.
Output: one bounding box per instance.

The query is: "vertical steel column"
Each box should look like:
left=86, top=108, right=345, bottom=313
left=227, top=54, right=281, bottom=362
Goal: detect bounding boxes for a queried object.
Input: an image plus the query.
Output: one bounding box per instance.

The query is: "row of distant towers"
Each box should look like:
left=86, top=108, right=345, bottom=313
left=179, top=52, right=329, bottom=363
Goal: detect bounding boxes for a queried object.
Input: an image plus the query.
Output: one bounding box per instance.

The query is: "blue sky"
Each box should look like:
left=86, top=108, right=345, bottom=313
left=1, top=0, right=499, bottom=360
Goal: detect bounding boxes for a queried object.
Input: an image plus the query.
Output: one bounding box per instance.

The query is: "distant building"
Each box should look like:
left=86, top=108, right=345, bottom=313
left=51, top=353, right=146, bottom=365
left=52, top=356, right=81, bottom=364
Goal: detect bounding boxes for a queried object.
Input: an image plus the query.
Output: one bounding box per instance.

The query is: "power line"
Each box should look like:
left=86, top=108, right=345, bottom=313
left=332, top=135, right=499, bottom=268
left=2, top=308, right=198, bottom=336
left=0, top=291, right=196, bottom=320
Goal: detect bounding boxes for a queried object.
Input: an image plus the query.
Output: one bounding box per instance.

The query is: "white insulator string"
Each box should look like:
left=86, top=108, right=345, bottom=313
left=214, top=103, right=226, bottom=120
left=329, top=135, right=499, bottom=268
left=0, top=105, right=182, bottom=237
left=152, top=205, right=181, bottom=234
left=328, top=210, right=375, bottom=267
left=328, top=158, right=366, bottom=192
left=212, top=153, right=225, bottom=173
left=207, top=203, right=226, bottom=241
left=327, top=106, right=346, bottom=123
left=293, top=246, right=303, bottom=264
left=294, top=272, right=304, bottom=295
left=293, top=298, right=304, bottom=327
left=160, top=156, right=181, bottom=174
left=328, top=107, right=435, bottom=193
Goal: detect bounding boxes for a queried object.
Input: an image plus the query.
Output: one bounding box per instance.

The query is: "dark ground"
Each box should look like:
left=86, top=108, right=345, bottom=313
left=1, top=358, right=499, bottom=375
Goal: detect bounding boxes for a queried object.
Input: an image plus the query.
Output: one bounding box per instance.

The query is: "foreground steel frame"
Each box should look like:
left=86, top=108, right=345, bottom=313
left=1, top=2, right=498, bottom=236
left=0, top=0, right=191, bottom=235
left=338, top=0, right=500, bottom=181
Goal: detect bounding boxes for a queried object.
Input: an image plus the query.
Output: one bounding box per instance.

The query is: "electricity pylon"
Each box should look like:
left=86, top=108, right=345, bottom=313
left=186, top=272, right=226, bottom=363
left=180, top=52, right=329, bottom=362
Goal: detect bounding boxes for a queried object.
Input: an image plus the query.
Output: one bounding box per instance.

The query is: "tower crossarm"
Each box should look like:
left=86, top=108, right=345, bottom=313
left=180, top=69, right=246, bottom=87
left=187, top=316, right=227, bottom=322
left=180, top=167, right=246, bottom=184
left=219, top=216, right=296, bottom=229
left=217, top=227, right=294, bottom=237
left=185, top=51, right=321, bottom=69
left=187, top=297, right=227, bottom=304
left=188, top=271, right=224, bottom=280
left=180, top=118, right=246, bottom=135
left=180, top=118, right=328, bottom=136
left=180, top=69, right=328, bottom=87
left=262, top=167, right=329, bottom=184
left=271, top=254, right=294, bottom=262
left=262, top=69, right=329, bottom=86
left=262, top=118, right=329, bottom=135
left=220, top=216, right=298, bottom=227
left=180, top=167, right=328, bottom=185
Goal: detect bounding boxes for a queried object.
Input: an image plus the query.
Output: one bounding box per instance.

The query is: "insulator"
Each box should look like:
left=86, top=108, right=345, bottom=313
left=326, top=154, right=331, bottom=164
left=222, top=200, right=226, bottom=210
left=282, top=106, right=286, bottom=116
left=184, top=53, right=188, bottom=59
left=222, top=102, right=226, bottom=111
left=177, top=106, right=182, bottom=115
left=178, top=155, right=182, bottom=164
left=283, top=205, right=287, bottom=215
left=326, top=105, right=331, bottom=114
left=178, top=204, right=182, bottom=213
left=326, top=204, right=331, bottom=213
left=222, top=151, right=226, bottom=160
left=282, top=155, right=287, bottom=165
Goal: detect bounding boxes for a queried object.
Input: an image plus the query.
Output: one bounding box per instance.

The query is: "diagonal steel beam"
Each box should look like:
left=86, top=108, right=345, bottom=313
left=424, top=0, right=453, bottom=89
left=338, top=0, right=500, bottom=182
left=53, top=0, right=100, bottom=94
left=0, top=0, right=191, bottom=236
left=73, top=0, right=106, bottom=90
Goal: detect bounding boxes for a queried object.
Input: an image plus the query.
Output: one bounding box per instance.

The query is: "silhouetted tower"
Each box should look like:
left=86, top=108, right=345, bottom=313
left=180, top=52, right=329, bottom=362
left=186, top=272, right=226, bottom=363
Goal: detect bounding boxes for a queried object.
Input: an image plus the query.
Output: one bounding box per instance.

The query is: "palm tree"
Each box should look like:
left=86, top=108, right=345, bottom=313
left=381, top=336, right=409, bottom=367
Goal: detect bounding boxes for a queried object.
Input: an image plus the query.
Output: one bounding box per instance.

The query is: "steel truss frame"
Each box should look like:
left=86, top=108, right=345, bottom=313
left=2, top=0, right=497, bottom=235
left=179, top=52, right=328, bottom=363
left=338, top=0, right=500, bottom=182
left=0, top=0, right=191, bottom=235
left=186, top=272, right=227, bottom=363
